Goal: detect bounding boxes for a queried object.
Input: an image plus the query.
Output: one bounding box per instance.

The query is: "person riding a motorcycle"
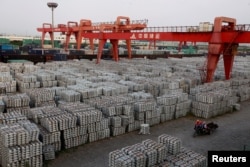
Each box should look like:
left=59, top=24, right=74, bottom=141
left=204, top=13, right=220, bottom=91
left=194, top=120, right=208, bottom=131
left=193, top=120, right=218, bottom=137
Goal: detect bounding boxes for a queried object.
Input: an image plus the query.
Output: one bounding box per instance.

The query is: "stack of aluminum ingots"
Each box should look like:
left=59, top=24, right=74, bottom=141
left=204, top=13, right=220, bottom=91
left=0, top=100, right=4, bottom=113
left=108, top=136, right=167, bottom=167
left=109, top=134, right=207, bottom=167
left=162, top=81, right=183, bottom=95
left=128, top=91, right=154, bottom=101
left=118, top=80, right=145, bottom=92
left=231, top=78, right=250, bottom=102
left=134, top=99, right=160, bottom=126
left=42, top=145, right=55, bottom=161
left=138, top=124, right=150, bottom=135
left=0, top=70, right=16, bottom=94
left=2, top=93, right=31, bottom=118
left=59, top=90, right=81, bottom=102
left=38, top=125, right=61, bottom=152
left=192, top=89, right=237, bottom=118
left=157, top=94, right=177, bottom=123
left=0, top=111, right=27, bottom=124
left=15, top=73, right=40, bottom=93
left=161, top=147, right=207, bottom=167
left=59, top=102, right=109, bottom=145
left=8, top=63, right=24, bottom=76
left=67, top=84, right=100, bottom=100
left=158, top=134, right=182, bottom=155
left=190, top=81, right=239, bottom=118
left=98, top=82, right=129, bottom=96
left=56, top=74, right=77, bottom=87
left=22, top=64, right=40, bottom=73
left=26, top=88, right=56, bottom=107
left=48, top=86, right=67, bottom=104
left=34, top=71, right=57, bottom=88
left=0, top=120, right=42, bottom=167
left=174, top=93, right=191, bottom=119
left=30, top=106, right=71, bottom=152
left=86, top=95, right=136, bottom=135
left=29, top=106, right=64, bottom=124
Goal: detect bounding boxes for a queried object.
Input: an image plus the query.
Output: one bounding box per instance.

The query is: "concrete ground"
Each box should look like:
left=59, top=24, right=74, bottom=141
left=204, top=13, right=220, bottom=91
left=47, top=100, right=250, bottom=167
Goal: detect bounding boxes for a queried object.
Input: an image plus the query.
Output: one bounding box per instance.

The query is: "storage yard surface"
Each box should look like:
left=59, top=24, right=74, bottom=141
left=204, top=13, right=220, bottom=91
left=1, top=56, right=250, bottom=167
left=48, top=100, right=250, bottom=167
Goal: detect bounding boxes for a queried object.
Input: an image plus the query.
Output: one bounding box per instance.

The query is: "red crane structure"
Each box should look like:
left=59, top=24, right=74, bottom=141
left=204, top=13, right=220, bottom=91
left=37, top=16, right=250, bottom=83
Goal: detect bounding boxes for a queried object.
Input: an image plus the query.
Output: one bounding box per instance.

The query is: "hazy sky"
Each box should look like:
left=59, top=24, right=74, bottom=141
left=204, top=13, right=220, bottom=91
left=0, top=0, right=249, bottom=36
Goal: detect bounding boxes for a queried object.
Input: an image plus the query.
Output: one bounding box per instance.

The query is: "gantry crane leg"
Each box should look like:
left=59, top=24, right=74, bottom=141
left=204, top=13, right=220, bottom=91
left=206, top=54, right=220, bottom=82
left=48, top=32, right=54, bottom=47
left=206, top=17, right=236, bottom=82
left=110, top=40, right=119, bottom=62
left=89, top=39, right=94, bottom=50
left=76, top=31, right=82, bottom=50
left=223, top=44, right=238, bottom=80
left=65, top=33, right=72, bottom=51
left=126, top=40, right=132, bottom=59
left=96, top=39, right=107, bottom=64
left=41, top=32, right=46, bottom=49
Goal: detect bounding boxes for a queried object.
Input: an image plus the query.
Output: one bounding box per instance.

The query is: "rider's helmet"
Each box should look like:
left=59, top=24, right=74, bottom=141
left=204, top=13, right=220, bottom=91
left=196, top=120, right=200, bottom=124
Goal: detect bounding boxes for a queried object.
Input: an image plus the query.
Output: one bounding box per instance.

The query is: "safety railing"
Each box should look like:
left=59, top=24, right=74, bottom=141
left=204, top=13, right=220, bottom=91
left=235, top=24, right=250, bottom=31
left=40, top=23, right=250, bottom=33
left=132, top=24, right=250, bottom=33
left=132, top=26, right=203, bottom=33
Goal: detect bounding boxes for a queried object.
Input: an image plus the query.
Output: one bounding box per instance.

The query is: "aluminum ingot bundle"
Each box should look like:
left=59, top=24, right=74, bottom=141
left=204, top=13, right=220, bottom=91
left=0, top=111, right=27, bottom=124
left=59, top=90, right=81, bottom=102
left=142, top=139, right=167, bottom=163
left=63, top=135, right=88, bottom=149
left=109, top=150, right=125, bottom=167
left=164, top=147, right=207, bottom=167
left=158, top=134, right=181, bottom=155
left=138, top=124, right=150, bottom=135
left=191, top=88, right=237, bottom=118
left=3, top=93, right=30, bottom=108
left=26, top=88, right=55, bottom=107
left=38, top=125, right=60, bottom=146
left=30, top=106, right=64, bottom=124
left=43, top=145, right=55, bottom=160
left=15, top=73, right=40, bottom=92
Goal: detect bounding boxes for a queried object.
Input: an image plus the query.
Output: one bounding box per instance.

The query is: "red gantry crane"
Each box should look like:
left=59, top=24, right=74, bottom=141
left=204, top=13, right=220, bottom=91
left=37, top=16, right=250, bottom=83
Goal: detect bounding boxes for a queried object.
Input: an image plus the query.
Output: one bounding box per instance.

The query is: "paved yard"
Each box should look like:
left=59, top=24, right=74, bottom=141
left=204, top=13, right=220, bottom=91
left=47, top=100, right=250, bottom=167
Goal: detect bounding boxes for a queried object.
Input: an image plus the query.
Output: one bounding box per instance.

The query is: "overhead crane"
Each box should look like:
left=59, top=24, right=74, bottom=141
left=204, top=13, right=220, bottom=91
left=37, top=16, right=250, bottom=83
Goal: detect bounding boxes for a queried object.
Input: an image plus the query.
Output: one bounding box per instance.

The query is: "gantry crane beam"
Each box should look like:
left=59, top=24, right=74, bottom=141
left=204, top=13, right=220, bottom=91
left=37, top=16, right=250, bottom=82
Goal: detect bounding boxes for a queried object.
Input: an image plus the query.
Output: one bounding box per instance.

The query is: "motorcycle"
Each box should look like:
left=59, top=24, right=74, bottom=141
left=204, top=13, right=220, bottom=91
left=193, top=122, right=218, bottom=137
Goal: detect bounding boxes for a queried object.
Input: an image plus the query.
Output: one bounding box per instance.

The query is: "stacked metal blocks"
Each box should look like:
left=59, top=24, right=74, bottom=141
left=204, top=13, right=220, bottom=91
left=138, top=124, right=150, bottom=135
left=0, top=120, right=42, bottom=167
left=2, top=93, right=31, bottom=118
left=38, top=125, right=61, bottom=152
left=157, top=93, right=191, bottom=122
left=59, top=102, right=109, bottom=145
left=67, top=81, right=129, bottom=101
left=0, top=100, right=5, bottom=113
left=158, top=134, right=182, bottom=155
left=134, top=100, right=160, bottom=126
left=0, top=56, right=249, bottom=166
left=15, top=73, right=40, bottom=93
left=34, top=71, right=57, bottom=88
left=162, top=147, right=207, bottom=167
left=0, top=111, right=27, bottom=124
left=58, top=90, right=81, bottom=102
left=0, top=70, right=16, bottom=94
left=191, top=81, right=238, bottom=118
left=26, top=88, right=56, bottom=107
left=109, top=134, right=206, bottom=167
left=231, top=79, right=250, bottom=102
left=86, top=95, right=135, bottom=136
